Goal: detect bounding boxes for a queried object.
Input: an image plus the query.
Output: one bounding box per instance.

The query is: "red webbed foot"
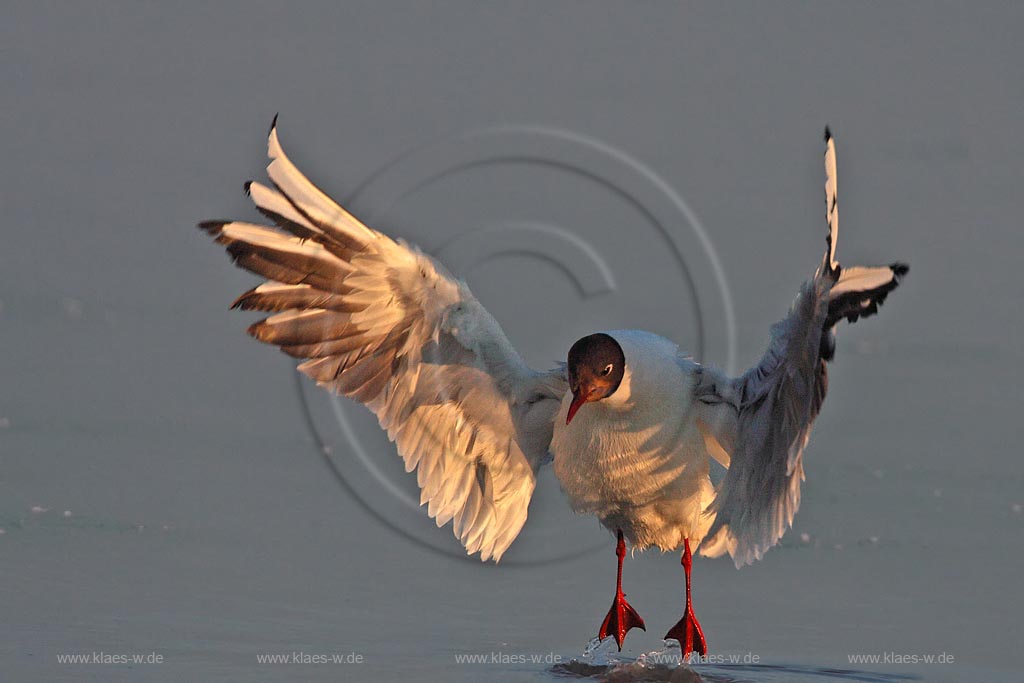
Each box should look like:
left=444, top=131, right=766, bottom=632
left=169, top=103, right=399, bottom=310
left=664, top=538, right=707, bottom=658
left=599, top=589, right=646, bottom=650
left=597, top=529, right=646, bottom=650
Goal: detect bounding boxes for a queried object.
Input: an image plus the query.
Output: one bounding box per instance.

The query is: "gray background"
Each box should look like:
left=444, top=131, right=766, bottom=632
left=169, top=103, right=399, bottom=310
left=2, top=2, right=1021, bottom=682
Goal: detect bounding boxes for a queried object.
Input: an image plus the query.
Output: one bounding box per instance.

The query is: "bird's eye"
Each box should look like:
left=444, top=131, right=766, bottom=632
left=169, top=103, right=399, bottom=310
left=602, top=364, right=613, bottom=376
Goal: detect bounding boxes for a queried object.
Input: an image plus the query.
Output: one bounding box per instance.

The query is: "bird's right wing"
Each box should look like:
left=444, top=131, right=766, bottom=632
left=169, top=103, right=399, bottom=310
left=200, top=121, right=566, bottom=562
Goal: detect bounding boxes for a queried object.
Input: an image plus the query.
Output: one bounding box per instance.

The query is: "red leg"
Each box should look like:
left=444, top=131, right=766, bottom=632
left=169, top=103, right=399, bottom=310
left=664, top=538, right=707, bottom=658
left=598, top=529, right=646, bottom=650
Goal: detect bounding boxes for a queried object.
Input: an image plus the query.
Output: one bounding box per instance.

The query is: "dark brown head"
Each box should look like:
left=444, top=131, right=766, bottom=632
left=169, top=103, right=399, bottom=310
left=565, top=333, right=626, bottom=425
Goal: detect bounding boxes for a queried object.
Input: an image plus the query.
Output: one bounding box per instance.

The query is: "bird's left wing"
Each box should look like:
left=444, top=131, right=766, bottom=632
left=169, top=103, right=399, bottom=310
left=690, top=276, right=831, bottom=568
left=692, top=129, right=907, bottom=567
left=200, top=121, right=566, bottom=562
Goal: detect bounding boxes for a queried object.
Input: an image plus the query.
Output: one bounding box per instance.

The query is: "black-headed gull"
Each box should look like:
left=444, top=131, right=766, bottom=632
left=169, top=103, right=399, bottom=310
left=200, top=121, right=907, bottom=655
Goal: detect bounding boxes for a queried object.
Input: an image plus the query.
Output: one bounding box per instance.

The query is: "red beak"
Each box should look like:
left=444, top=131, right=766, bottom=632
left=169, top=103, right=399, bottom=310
left=566, top=387, right=591, bottom=425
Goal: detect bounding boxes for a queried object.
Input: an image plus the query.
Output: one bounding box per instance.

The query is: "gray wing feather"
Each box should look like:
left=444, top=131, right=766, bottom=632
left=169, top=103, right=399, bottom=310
left=694, top=129, right=906, bottom=567
left=695, top=277, right=830, bottom=567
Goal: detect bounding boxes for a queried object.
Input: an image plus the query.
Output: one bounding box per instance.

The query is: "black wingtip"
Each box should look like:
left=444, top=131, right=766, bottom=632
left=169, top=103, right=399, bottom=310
left=891, top=262, right=910, bottom=278
left=824, top=125, right=833, bottom=142
left=243, top=180, right=253, bottom=196
left=229, top=287, right=256, bottom=310
left=197, top=220, right=227, bottom=235
left=268, top=113, right=279, bottom=137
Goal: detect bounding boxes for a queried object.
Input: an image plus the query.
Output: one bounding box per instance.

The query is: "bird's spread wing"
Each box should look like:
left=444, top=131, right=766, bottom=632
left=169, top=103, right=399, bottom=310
left=694, top=129, right=907, bottom=567
left=201, top=120, right=566, bottom=561
left=691, top=276, right=830, bottom=568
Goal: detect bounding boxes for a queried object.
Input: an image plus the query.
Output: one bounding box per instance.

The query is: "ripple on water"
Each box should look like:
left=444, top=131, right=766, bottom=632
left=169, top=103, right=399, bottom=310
left=549, top=639, right=919, bottom=683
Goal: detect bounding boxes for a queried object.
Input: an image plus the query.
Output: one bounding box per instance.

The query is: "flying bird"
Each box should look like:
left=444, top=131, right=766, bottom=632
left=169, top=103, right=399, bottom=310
left=199, top=121, right=907, bottom=656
